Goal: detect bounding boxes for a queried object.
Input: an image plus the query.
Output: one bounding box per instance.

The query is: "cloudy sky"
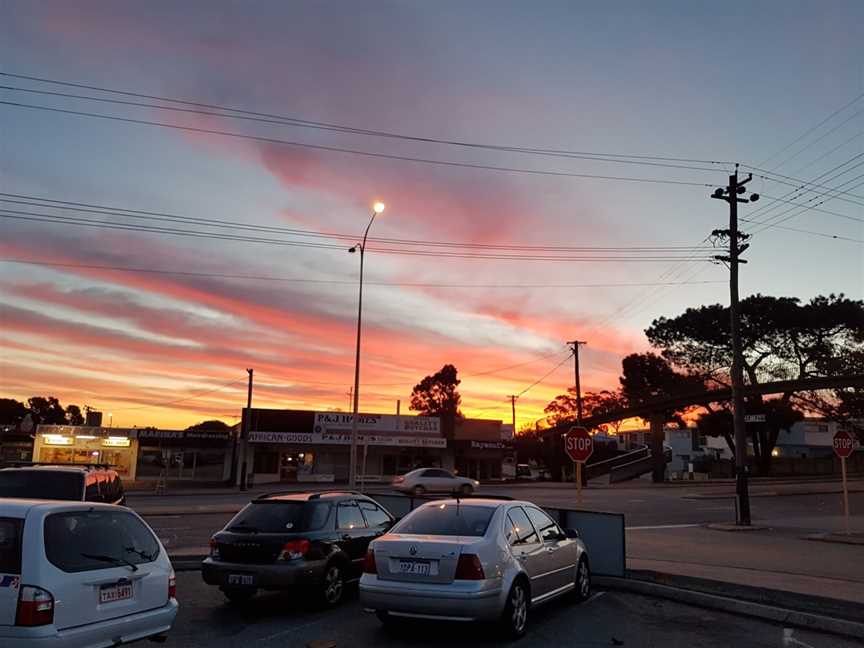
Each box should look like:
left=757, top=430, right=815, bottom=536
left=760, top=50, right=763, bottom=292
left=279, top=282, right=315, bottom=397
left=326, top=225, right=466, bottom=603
left=1, top=1, right=862, bottom=430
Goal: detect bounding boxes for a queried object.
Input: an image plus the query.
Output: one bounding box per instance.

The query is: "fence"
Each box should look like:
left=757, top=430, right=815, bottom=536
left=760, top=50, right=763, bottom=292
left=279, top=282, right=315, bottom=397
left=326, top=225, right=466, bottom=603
left=368, top=492, right=626, bottom=577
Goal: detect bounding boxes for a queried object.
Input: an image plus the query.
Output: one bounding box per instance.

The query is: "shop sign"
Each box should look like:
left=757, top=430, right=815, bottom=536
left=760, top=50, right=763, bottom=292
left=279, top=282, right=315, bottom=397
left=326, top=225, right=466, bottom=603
left=470, top=441, right=506, bottom=450
left=137, top=430, right=184, bottom=440
left=102, top=437, right=131, bottom=448
left=313, top=412, right=439, bottom=435
left=185, top=430, right=230, bottom=440
left=249, top=430, right=446, bottom=448
left=41, top=434, right=73, bottom=446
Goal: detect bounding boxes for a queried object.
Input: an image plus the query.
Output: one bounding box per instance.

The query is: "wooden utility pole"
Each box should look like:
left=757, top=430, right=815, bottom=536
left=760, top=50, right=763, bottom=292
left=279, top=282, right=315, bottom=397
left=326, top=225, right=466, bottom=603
left=567, top=340, right=587, bottom=422
left=508, top=395, right=517, bottom=432
left=711, top=165, right=759, bottom=525
left=239, top=368, right=253, bottom=491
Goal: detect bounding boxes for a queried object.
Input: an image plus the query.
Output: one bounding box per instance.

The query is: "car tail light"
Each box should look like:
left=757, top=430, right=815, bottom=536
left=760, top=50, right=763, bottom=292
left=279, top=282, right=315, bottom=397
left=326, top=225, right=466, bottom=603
left=277, top=539, right=310, bottom=561
left=393, top=476, right=405, bottom=483
left=208, top=537, right=220, bottom=559
left=454, top=554, right=485, bottom=580
left=16, top=585, right=54, bottom=627
left=362, top=549, right=377, bottom=574
left=168, top=569, right=176, bottom=600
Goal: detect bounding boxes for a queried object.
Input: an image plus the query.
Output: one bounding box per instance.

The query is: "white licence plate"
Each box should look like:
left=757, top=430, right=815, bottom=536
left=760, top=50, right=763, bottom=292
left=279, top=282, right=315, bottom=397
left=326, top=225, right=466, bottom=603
left=399, top=560, right=431, bottom=576
left=228, top=574, right=255, bottom=586
left=100, top=582, right=133, bottom=604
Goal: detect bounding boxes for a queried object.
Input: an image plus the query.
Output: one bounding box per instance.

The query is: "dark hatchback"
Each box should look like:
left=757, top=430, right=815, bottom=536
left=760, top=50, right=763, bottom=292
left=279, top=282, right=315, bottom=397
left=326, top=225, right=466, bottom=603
left=202, top=491, right=395, bottom=606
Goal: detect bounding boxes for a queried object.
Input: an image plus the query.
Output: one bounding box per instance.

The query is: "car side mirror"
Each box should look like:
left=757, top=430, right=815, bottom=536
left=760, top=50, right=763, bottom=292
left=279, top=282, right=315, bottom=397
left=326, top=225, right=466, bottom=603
left=564, top=528, right=579, bottom=539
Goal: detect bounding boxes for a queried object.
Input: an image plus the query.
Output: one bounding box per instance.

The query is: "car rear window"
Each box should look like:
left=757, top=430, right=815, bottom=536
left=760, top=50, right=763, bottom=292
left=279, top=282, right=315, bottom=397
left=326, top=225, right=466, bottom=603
left=0, top=518, right=23, bottom=574
left=44, top=510, right=160, bottom=573
left=226, top=501, right=332, bottom=533
left=0, top=471, right=83, bottom=500
left=392, top=504, right=494, bottom=537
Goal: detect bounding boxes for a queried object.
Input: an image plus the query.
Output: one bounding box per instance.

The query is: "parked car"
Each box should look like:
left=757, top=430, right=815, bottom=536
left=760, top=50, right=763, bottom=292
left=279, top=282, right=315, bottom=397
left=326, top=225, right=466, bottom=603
left=391, top=468, right=479, bottom=496
left=0, top=464, right=126, bottom=505
left=360, top=498, right=590, bottom=638
left=202, top=490, right=395, bottom=606
left=0, top=500, right=178, bottom=647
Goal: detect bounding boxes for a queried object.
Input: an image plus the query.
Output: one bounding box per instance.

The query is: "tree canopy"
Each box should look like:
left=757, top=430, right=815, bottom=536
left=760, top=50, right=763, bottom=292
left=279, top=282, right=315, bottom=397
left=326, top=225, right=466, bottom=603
left=646, top=293, right=863, bottom=470
left=543, top=388, right=626, bottom=431
left=410, top=364, right=463, bottom=435
left=185, top=420, right=231, bottom=432
left=1, top=396, right=88, bottom=427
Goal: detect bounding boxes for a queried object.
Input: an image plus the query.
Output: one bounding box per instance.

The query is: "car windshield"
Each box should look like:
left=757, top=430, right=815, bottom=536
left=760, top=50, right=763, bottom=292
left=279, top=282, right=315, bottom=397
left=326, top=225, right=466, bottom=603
left=0, top=471, right=82, bottom=500
left=392, top=504, right=494, bottom=537
left=226, top=501, right=331, bottom=533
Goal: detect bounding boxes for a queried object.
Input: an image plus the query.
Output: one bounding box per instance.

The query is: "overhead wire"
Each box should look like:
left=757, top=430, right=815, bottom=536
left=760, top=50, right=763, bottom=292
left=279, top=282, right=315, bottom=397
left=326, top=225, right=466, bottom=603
left=0, top=72, right=733, bottom=168
left=0, top=100, right=718, bottom=188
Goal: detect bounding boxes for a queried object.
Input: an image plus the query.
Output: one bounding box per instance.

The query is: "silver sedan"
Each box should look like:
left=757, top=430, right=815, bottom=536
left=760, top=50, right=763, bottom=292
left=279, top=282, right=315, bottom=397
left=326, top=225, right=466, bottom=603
left=359, top=498, right=591, bottom=638
left=391, top=468, right=479, bottom=496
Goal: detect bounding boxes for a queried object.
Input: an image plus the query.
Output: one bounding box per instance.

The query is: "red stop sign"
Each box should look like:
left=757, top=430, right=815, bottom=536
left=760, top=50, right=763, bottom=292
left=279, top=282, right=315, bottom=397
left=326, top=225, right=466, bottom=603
left=564, top=426, right=594, bottom=463
left=833, top=430, right=855, bottom=459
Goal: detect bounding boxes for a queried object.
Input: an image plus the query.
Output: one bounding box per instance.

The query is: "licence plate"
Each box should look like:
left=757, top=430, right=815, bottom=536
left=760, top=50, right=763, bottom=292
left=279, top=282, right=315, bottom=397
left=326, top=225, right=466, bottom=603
left=100, top=582, right=133, bottom=604
left=399, top=560, right=431, bottom=576
left=228, top=574, right=255, bottom=586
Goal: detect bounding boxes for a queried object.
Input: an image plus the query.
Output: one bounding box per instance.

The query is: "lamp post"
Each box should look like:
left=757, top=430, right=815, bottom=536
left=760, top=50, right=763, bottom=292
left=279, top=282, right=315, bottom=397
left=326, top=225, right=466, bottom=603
left=348, top=201, right=385, bottom=488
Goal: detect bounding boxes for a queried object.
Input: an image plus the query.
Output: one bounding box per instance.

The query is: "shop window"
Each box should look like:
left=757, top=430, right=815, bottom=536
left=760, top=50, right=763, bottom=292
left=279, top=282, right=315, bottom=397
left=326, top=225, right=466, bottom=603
left=253, top=451, right=279, bottom=474
left=382, top=455, right=397, bottom=476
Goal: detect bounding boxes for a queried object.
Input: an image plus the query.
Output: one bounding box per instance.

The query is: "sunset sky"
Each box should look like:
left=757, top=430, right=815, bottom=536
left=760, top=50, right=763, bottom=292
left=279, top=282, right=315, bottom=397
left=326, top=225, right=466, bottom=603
left=1, top=1, right=862, bottom=431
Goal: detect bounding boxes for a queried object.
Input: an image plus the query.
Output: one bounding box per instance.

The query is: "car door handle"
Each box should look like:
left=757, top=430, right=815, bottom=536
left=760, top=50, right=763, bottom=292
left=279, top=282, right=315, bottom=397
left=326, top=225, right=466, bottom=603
left=341, top=534, right=351, bottom=541
left=546, top=546, right=557, bottom=552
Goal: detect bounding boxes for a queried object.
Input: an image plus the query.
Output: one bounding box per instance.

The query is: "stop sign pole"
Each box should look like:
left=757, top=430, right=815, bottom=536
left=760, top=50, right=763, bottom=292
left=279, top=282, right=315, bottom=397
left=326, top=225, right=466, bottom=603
left=564, top=426, right=594, bottom=506
left=833, top=430, right=855, bottom=535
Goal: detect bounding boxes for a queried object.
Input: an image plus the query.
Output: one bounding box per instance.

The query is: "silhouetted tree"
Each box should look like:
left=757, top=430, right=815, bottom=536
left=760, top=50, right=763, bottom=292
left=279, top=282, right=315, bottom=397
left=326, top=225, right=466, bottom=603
left=544, top=389, right=626, bottom=432
left=65, top=405, right=85, bottom=426
left=619, top=353, right=705, bottom=427
left=27, top=396, right=67, bottom=425
left=646, top=294, right=863, bottom=471
left=185, top=420, right=231, bottom=432
left=410, top=364, right=463, bottom=438
left=0, top=398, right=27, bottom=425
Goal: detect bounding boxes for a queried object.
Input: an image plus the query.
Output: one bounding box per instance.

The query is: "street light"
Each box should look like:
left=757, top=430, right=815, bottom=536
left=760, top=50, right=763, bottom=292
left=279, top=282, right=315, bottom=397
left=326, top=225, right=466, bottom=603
left=348, top=201, right=385, bottom=488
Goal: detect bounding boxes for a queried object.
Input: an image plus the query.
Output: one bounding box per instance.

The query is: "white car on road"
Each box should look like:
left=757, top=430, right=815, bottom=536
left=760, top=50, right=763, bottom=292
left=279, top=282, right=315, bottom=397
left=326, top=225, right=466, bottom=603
left=391, top=468, right=479, bottom=496
left=0, top=499, right=178, bottom=647
left=360, top=498, right=590, bottom=638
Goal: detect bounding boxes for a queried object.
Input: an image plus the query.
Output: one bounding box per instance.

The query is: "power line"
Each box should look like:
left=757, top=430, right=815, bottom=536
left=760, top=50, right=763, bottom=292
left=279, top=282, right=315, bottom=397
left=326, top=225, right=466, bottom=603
left=517, top=352, right=574, bottom=398
left=0, top=72, right=733, bottom=168
left=0, top=210, right=718, bottom=262
left=0, top=100, right=717, bottom=188
left=737, top=220, right=863, bottom=244
left=0, top=258, right=734, bottom=286
left=756, top=91, right=864, bottom=168
left=119, top=378, right=245, bottom=410
left=0, top=193, right=712, bottom=252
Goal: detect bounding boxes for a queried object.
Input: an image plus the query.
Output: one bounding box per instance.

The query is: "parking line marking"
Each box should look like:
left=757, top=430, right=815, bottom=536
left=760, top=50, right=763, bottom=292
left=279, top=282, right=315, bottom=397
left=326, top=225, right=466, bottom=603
left=625, top=524, right=700, bottom=530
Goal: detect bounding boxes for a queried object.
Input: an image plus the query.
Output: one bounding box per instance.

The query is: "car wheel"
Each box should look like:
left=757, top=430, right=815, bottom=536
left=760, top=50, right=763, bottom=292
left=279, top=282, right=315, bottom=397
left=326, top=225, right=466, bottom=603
left=459, top=483, right=474, bottom=496
left=320, top=563, right=345, bottom=607
left=411, top=485, right=426, bottom=497
left=574, top=556, right=591, bottom=602
left=221, top=586, right=257, bottom=604
left=501, top=579, right=529, bottom=639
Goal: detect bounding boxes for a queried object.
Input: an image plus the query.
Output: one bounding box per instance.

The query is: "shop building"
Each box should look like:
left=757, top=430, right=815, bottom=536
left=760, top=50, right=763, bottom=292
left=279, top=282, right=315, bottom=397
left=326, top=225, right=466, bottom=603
left=32, top=425, right=234, bottom=483
left=244, top=409, right=447, bottom=484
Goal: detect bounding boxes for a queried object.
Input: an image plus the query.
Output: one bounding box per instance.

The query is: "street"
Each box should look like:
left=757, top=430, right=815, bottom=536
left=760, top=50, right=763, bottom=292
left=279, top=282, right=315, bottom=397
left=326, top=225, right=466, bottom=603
left=166, top=571, right=860, bottom=648
left=131, top=482, right=864, bottom=555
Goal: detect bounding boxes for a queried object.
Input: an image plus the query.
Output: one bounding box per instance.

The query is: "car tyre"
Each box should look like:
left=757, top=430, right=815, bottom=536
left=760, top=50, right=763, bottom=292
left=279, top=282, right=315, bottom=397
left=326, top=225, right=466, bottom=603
left=459, top=483, right=474, bottom=496
left=221, top=586, right=257, bottom=604
left=500, top=579, right=529, bottom=639
left=574, top=556, right=591, bottom=602
left=411, top=485, right=426, bottom=497
left=319, top=562, right=345, bottom=607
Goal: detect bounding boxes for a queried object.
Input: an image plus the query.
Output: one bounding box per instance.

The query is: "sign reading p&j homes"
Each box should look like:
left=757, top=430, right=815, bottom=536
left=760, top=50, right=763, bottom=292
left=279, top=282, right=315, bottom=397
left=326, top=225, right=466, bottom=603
left=313, top=412, right=440, bottom=436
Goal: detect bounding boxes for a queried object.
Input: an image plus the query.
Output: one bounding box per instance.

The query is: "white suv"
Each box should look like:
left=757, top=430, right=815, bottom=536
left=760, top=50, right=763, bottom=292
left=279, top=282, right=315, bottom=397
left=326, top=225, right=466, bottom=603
left=0, top=500, right=178, bottom=647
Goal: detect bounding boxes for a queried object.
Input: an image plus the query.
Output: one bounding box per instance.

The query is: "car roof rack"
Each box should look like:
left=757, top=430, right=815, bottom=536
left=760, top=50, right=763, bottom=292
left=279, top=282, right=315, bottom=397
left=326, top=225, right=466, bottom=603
left=255, top=489, right=363, bottom=501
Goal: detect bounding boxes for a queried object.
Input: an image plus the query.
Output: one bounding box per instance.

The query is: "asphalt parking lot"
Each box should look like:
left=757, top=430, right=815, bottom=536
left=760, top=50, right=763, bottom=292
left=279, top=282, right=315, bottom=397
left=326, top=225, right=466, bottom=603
left=165, top=572, right=861, bottom=648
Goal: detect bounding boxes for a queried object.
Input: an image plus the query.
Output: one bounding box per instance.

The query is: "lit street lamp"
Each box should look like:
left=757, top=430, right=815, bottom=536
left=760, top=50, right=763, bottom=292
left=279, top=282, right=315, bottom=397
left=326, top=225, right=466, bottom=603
left=348, top=201, right=385, bottom=488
